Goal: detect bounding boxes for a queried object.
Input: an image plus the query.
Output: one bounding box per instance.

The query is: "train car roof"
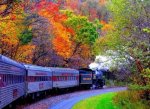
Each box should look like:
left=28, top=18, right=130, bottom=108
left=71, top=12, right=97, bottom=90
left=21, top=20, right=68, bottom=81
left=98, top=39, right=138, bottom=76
left=49, top=67, right=79, bottom=73
left=24, top=64, right=51, bottom=72
left=79, top=68, right=94, bottom=72
left=0, top=54, right=25, bottom=69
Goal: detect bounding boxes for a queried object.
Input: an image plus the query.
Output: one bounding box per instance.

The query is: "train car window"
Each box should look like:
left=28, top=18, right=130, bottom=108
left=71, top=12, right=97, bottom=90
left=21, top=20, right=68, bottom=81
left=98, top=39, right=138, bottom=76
left=4, top=75, right=7, bottom=85
left=0, top=74, right=2, bottom=81
left=7, top=74, right=10, bottom=85
left=18, top=75, right=20, bottom=83
left=19, top=75, right=21, bottom=83
left=17, top=75, right=18, bottom=83
left=64, top=76, right=65, bottom=81
left=11, top=75, right=13, bottom=84
left=20, top=75, right=22, bottom=83
left=16, top=75, right=18, bottom=83
left=38, top=76, right=40, bottom=81
left=20, top=76, right=22, bottom=82
left=67, top=77, right=69, bottom=80
left=39, top=77, right=41, bottom=81
left=40, top=76, right=44, bottom=81
left=12, top=75, right=15, bottom=84
left=9, top=75, right=11, bottom=84
left=3, top=75, right=5, bottom=84
left=32, top=76, right=35, bottom=82
left=56, top=76, right=58, bottom=81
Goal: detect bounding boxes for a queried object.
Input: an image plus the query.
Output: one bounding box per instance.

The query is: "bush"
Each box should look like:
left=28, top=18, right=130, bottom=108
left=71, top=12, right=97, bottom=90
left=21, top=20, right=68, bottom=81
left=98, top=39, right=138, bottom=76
left=113, top=91, right=149, bottom=109
left=105, top=79, right=127, bottom=87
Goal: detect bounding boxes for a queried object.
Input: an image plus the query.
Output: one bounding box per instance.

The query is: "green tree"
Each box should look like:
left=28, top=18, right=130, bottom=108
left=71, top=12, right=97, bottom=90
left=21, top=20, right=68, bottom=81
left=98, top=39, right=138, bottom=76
left=96, top=0, right=150, bottom=100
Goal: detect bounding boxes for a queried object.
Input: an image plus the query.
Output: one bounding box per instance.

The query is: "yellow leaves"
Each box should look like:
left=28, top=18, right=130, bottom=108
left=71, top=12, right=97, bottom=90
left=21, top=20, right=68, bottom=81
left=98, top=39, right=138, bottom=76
left=0, top=35, right=19, bottom=48
left=99, top=0, right=107, bottom=5
left=0, top=5, right=7, bottom=13
left=100, top=20, right=114, bottom=32
left=102, top=23, right=114, bottom=31
left=16, top=44, right=35, bottom=64
left=0, top=6, right=25, bottom=38
left=80, top=44, right=91, bottom=59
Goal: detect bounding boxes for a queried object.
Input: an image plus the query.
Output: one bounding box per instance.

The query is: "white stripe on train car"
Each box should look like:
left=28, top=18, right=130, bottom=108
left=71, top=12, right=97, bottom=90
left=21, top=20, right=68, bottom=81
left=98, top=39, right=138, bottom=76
left=27, top=81, right=52, bottom=93
left=53, top=81, right=78, bottom=88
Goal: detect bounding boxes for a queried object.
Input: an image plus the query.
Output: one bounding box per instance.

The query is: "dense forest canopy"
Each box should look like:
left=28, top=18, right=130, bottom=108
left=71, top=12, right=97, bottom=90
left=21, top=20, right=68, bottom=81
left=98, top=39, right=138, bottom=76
left=0, top=0, right=109, bottom=68
left=0, top=0, right=149, bottom=104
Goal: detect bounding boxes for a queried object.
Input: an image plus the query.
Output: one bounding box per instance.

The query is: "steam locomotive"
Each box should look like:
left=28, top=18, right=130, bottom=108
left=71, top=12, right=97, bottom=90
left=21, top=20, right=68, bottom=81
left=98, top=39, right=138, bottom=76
left=0, top=55, right=105, bottom=109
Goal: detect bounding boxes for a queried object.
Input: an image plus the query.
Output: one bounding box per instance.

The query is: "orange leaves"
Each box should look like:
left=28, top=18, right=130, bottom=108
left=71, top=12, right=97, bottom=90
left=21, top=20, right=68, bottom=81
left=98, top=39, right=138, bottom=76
left=52, top=20, right=73, bottom=58
left=80, top=44, right=91, bottom=59
left=0, top=35, right=35, bottom=63
left=99, top=0, right=107, bottom=5
left=36, top=1, right=59, bottom=18
left=53, top=14, right=67, bottom=22
left=100, top=20, right=114, bottom=32
left=0, top=35, right=19, bottom=58
left=52, top=35, right=72, bottom=58
left=66, top=27, right=75, bottom=35
left=10, top=15, right=16, bottom=21
left=16, top=44, right=35, bottom=63
left=34, top=1, right=74, bottom=59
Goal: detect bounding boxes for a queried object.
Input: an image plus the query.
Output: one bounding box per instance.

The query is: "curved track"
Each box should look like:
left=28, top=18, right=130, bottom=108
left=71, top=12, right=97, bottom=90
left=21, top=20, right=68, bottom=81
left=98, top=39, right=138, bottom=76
left=49, top=87, right=127, bottom=109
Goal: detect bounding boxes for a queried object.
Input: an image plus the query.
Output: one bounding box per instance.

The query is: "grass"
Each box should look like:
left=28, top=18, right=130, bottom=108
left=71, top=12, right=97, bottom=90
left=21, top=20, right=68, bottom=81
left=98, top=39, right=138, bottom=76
left=72, top=91, right=149, bottom=109
left=72, top=92, right=118, bottom=109
left=113, top=91, right=150, bottom=109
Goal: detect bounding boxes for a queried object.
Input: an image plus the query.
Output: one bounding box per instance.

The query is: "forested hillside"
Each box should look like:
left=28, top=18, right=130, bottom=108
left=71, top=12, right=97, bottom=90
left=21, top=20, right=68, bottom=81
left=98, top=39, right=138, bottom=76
left=0, top=0, right=149, bottom=106
left=0, top=0, right=109, bottom=68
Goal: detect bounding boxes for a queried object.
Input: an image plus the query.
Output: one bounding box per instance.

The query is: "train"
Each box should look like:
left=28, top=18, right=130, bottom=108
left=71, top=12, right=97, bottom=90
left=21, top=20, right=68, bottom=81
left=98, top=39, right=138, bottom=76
left=0, top=55, right=105, bottom=109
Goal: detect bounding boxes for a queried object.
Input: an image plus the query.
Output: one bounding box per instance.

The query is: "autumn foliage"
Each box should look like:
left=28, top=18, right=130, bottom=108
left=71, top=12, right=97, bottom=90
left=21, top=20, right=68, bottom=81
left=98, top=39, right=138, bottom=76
left=0, top=0, right=105, bottom=68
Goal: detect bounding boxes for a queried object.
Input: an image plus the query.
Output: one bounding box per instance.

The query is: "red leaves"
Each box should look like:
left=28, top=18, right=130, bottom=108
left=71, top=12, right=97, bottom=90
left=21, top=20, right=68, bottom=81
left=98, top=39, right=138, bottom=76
left=66, top=28, right=75, bottom=35
left=34, top=1, right=59, bottom=14
left=11, top=15, right=16, bottom=21
left=53, top=14, right=67, bottom=22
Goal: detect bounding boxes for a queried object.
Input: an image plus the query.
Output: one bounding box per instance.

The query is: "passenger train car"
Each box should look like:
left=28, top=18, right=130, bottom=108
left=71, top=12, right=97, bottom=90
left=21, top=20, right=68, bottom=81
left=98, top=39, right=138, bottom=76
left=0, top=55, right=26, bottom=109
left=24, top=64, right=52, bottom=94
left=50, top=67, right=79, bottom=89
left=0, top=55, right=104, bottom=109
